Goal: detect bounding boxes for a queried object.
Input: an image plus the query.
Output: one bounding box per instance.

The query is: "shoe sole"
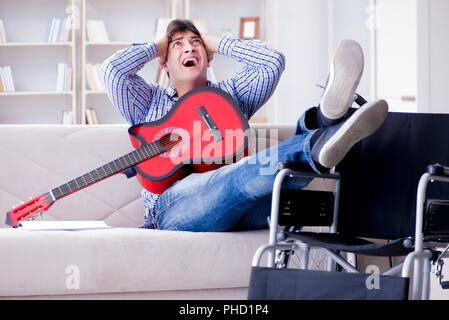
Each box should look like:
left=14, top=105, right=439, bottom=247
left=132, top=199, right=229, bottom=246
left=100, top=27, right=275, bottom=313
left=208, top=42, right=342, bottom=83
left=320, top=39, right=364, bottom=120
left=318, top=99, right=388, bottom=168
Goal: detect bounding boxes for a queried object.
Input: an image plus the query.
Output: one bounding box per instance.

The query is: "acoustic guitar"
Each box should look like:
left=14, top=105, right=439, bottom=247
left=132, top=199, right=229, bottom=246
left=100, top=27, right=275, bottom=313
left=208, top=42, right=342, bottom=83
left=6, top=87, right=250, bottom=227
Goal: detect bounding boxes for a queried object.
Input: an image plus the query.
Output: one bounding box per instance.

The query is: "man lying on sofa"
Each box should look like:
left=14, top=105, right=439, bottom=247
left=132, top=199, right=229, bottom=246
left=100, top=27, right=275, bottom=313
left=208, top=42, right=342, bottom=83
left=101, top=19, right=388, bottom=232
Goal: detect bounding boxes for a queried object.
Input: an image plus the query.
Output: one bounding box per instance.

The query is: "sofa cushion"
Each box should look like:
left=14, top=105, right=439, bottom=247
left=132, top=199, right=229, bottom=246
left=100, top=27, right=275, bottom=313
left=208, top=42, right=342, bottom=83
left=0, top=125, right=146, bottom=228
left=0, top=124, right=297, bottom=298
left=0, top=227, right=268, bottom=297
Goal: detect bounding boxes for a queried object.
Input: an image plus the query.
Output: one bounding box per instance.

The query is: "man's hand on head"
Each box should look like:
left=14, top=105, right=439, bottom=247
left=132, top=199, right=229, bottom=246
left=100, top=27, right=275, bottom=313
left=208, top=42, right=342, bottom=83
left=155, top=34, right=169, bottom=68
left=200, top=33, right=221, bottom=64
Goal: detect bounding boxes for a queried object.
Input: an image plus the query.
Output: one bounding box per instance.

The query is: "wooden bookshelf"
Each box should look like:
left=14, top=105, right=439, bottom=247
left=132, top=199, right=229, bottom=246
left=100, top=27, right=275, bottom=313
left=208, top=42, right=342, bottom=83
left=0, top=91, right=73, bottom=96
left=0, top=0, right=277, bottom=124
left=80, top=0, right=171, bottom=125
left=0, top=0, right=77, bottom=124
left=84, top=41, right=131, bottom=47
left=0, top=42, right=73, bottom=47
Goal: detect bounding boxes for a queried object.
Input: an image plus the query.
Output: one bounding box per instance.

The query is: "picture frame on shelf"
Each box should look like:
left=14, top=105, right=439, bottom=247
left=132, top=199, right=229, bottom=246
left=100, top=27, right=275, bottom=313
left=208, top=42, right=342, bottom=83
left=239, top=17, right=260, bottom=40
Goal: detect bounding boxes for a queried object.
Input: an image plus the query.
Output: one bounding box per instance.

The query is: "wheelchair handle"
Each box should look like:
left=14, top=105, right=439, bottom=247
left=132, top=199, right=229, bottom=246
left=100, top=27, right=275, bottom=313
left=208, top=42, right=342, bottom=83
left=427, top=163, right=449, bottom=177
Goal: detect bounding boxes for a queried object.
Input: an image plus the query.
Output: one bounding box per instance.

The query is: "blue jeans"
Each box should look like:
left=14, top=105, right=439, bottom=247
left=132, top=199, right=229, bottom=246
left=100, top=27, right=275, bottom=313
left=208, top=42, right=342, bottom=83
left=154, top=107, right=322, bottom=232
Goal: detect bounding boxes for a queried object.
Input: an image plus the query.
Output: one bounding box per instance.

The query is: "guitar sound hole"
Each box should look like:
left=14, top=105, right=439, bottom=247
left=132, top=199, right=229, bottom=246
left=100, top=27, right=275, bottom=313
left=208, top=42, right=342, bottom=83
left=159, top=133, right=182, bottom=152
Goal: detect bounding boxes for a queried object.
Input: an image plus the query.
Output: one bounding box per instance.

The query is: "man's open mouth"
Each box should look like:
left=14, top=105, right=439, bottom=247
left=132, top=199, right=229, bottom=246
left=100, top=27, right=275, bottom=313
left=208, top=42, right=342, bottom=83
left=182, top=57, right=199, bottom=68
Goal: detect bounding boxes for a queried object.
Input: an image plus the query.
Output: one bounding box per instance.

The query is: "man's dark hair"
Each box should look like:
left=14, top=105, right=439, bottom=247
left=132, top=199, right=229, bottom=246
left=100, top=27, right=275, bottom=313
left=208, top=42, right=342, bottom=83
left=167, top=19, right=201, bottom=44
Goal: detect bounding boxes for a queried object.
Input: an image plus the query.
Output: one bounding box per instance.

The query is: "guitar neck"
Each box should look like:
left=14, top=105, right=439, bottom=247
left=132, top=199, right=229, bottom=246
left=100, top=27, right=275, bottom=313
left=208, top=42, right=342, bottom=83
left=50, top=141, right=165, bottom=200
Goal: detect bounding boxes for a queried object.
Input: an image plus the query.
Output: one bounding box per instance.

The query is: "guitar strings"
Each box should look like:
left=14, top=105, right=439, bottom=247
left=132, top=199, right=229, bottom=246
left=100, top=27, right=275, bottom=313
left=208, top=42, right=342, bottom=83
left=159, top=134, right=182, bottom=152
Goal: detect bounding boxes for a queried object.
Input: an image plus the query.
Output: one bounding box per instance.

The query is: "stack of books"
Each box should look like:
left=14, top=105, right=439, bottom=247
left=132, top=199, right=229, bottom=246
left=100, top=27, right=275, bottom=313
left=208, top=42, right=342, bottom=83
left=61, top=110, right=74, bottom=124
left=47, top=17, right=71, bottom=43
left=85, top=63, right=106, bottom=91
left=56, top=63, right=72, bottom=92
left=0, top=66, right=15, bottom=92
left=86, top=107, right=100, bottom=124
left=0, top=20, right=7, bottom=43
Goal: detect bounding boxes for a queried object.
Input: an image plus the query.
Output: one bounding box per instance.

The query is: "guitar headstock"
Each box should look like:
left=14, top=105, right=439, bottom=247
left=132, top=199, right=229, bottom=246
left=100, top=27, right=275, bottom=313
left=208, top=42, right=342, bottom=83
left=5, top=193, right=54, bottom=227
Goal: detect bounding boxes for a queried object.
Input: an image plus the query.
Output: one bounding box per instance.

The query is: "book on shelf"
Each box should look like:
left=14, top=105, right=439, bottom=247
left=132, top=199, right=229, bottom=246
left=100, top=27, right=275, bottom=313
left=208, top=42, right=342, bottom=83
left=86, top=107, right=100, bottom=124
left=67, top=66, right=72, bottom=92
left=47, top=17, right=55, bottom=42
left=94, top=63, right=106, bottom=91
left=92, top=108, right=100, bottom=124
left=85, top=63, right=97, bottom=91
left=0, top=67, right=5, bottom=92
left=61, top=110, right=73, bottom=124
left=47, top=17, right=71, bottom=43
left=47, top=17, right=60, bottom=43
left=52, top=18, right=61, bottom=42
left=86, top=20, right=110, bottom=42
left=56, top=63, right=72, bottom=92
left=0, top=20, right=7, bottom=43
left=85, top=63, right=106, bottom=91
left=6, top=66, right=15, bottom=92
left=58, top=18, right=71, bottom=42
left=0, top=66, right=15, bottom=92
left=56, top=63, right=65, bottom=91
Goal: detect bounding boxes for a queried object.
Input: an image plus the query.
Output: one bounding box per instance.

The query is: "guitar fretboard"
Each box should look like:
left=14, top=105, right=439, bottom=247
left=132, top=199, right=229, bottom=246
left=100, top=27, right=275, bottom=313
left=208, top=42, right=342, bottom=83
left=51, top=140, right=165, bottom=200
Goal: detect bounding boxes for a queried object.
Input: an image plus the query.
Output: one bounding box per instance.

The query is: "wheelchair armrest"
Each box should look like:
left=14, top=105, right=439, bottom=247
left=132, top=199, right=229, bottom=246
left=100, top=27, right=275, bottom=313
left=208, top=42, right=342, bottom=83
left=427, top=163, right=449, bottom=177
left=266, top=162, right=343, bottom=267
left=276, top=161, right=340, bottom=180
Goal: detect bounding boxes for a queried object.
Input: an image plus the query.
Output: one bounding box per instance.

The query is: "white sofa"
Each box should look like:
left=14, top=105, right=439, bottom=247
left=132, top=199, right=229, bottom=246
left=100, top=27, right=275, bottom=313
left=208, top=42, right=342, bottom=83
left=0, top=123, right=298, bottom=299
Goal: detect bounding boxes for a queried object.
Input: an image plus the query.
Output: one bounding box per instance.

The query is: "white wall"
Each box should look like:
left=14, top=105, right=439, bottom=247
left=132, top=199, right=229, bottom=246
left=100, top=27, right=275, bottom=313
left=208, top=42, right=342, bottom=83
left=273, top=0, right=372, bottom=125
left=274, top=0, right=329, bottom=124
left=373, top=0, right=449, bottom=114
left=428, top=0, right=449, bottom=113
left=376, top=0, right=418, bottom=113
left=331, top=0, right=371, bottom=100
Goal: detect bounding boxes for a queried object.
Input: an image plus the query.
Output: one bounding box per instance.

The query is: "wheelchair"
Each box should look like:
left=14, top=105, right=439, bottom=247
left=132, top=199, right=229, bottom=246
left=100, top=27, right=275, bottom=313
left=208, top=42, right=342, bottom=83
left=249, top=98, right=449, bottom=300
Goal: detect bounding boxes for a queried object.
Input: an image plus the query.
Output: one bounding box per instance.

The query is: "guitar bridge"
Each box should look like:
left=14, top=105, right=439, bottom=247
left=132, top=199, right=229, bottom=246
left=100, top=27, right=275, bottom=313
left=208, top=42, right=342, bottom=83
left=197, top=106, right=223, bottom=142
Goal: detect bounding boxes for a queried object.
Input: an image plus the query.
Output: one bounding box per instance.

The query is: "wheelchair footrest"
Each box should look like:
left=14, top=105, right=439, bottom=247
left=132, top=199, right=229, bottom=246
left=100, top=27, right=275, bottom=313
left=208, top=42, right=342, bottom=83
left=284, top=231, right=413, bottom=256
left=248, top=267, right=409, bottom=300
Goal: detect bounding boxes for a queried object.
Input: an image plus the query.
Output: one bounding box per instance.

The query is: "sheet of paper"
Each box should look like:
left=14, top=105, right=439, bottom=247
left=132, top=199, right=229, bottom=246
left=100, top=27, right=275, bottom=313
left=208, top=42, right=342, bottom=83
left=18, top=221, right=111, bottom=231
